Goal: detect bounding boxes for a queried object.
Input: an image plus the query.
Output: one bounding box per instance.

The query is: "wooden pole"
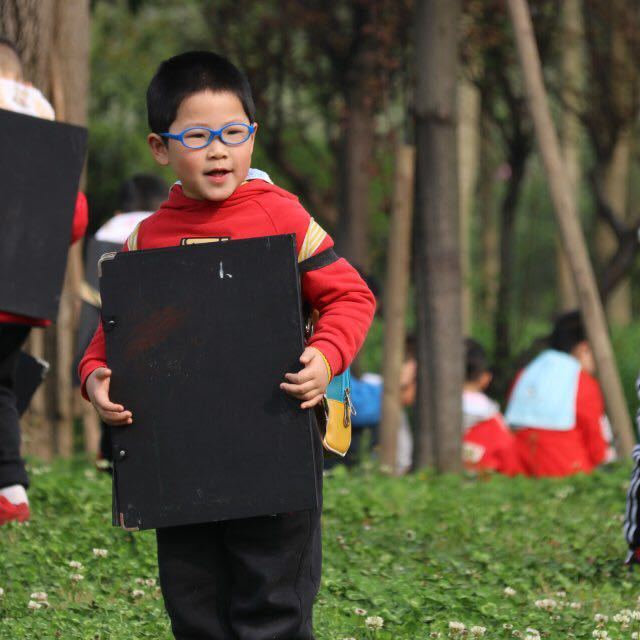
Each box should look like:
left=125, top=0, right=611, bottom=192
left=507, top=0, right=634, bottom=456
left=380, top=144, right=415, bottom=473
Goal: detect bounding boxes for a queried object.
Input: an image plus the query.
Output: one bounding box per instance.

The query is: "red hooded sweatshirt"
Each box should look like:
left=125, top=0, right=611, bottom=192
left=0, top=191, right=89, bottom=327
left=78, top=180, right=375, bottom=396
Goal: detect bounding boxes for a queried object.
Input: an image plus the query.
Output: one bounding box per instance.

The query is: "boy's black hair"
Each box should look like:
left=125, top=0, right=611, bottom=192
left=146, top=51, right=255, bottom=135
left=118, top=174, right=169, bottom=213
left=550, top=310, right=586, bottom=353
left=465, top=337, right=489, bottom=382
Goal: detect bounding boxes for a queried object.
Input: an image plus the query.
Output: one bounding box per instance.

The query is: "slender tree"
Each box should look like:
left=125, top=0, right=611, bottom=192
left=414, top=0, right=463, bottom=471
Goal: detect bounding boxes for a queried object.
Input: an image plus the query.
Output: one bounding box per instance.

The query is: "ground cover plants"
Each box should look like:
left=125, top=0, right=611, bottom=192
left=1, top=459, right=639, bottom=639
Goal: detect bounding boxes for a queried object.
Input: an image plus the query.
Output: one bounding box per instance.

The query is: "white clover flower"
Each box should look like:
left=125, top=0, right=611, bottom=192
left=70, top=573, right=84, bottom=583
left=365, top=616, right=384, bottom=630
left=555, top=590, right=567, bottom=599
left=30, top=592, right=47, bottom=602
left=0, top=587, right=4, bottom=597
left=524, top=635, right=540, bottom=640
left=93, top=548, right=108, bottom=558
left=570, top=602, right=582, bottom=609
left=504, top=587, right=516, bottom=597
left=405, top=529, right=417, bottom=541
left=535, top=598, right=557, bottom=611
left=449, top=621, right=466, bottom=633
left=430, top=633, right=442, bottom=639
left=503, top=623, right=514, bottom=630
left=594, top=614, right=608, bottom=624
left=632, top=632, right=639, bottom=640
left=68, top=560, right=83, bottom=570
left=27, top=600, right=42, bottom=610
left=354, top=607, right=367, bottom=616
left=525, top=628, right=540, bottom=638
left=135, top=578, right=145, bottom=585
left=592, top=630, right=609, bottom=639
left=144, top=578, right=156, bottom=587
left=632, top=610, right=640, bottom=621
left=612, top=612, right=630, bottom=624
left=470, top=626, right=486, bottom=636
left=132, top=589, right=145, bottom=598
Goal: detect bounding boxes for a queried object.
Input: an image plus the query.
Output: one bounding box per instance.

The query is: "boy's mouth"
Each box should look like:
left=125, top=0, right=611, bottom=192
left=204, top=168, right=232, bottom=184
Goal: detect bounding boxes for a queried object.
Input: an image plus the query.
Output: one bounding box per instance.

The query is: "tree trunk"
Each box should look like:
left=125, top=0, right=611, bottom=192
left=380, top=144, right=415, bottom=473
left=595, top=0, right=633, bottom=326
left=478, top=109, right=499, bottom=322
left=597, top=129, right=632, bottom=324
left=457, top=78, right=481, bottom=333
left=48, top=0, right=90, bottom=457
left=507, top=0, right=634, bottom=457
left=336, top=80, right=374, bottom=271
left=557, top=0, right=582, bottom=311
left=414, top=0, right=463, bottom=472
left=493, top=147, right=528, bottom=378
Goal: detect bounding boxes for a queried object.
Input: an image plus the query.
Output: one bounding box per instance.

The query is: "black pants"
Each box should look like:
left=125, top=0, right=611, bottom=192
left=0, top=323, right=31, bottom=490
left=156, top=430, right=323, bottom=640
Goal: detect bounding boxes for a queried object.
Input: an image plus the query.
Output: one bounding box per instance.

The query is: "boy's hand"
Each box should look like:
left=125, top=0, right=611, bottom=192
left=281, top=347, right=330, bottom=409
left=86, top=367, right=133, bottom=426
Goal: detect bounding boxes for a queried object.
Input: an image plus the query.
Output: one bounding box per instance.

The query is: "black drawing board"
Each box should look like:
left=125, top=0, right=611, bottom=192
left=99, top=235, right=318, bottom=530
left=0, top=108, right=87, bottom=319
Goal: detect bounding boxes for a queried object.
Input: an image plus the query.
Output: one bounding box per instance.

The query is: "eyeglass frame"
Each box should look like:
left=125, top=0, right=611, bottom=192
left=160, top=122, right=256, bottom=149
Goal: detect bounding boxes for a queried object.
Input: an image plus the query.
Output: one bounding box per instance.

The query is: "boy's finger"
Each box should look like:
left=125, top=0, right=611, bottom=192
left=94, top=393, right=125, bottom=413
left=280, top=382, right=305, bottom=398
left=284, top=370, right=313, bottom=384
left=282, top=379, right=317, bottom=395
left=101, top=410, right=133, bottom=425
left=301, top=394, right=324, bottom=410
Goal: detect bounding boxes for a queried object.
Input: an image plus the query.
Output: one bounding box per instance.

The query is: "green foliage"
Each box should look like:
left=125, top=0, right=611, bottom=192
left=88, top=0, right=209, bottom=227
left=2, top=459, right=638, bottom=638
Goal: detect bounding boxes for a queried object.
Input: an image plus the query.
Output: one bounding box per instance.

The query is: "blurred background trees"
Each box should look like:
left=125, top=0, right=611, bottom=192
left=3, top=0, right=640, bottom=466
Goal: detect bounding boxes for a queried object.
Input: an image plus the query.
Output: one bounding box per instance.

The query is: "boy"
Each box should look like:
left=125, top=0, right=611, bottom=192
left=505, top=311, right=616, bottom=477
left=0, top=38, right=87, bottom=525
left=79, top=51, right=375, bottom=639
left=462, top=338, right=522, bottom=476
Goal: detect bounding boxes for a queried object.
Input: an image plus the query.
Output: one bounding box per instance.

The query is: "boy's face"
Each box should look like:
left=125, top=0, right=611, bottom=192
left=148, top=90, right=256, bottom=201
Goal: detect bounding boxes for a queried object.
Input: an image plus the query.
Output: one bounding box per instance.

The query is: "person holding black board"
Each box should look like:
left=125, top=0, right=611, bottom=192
left=0, top=38, right=88, bottom=526
left=78, top=51, right=375, bottom=639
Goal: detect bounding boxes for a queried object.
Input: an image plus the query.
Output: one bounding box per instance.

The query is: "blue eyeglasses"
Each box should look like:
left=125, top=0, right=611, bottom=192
left=161, top=123, right=256, bottom=149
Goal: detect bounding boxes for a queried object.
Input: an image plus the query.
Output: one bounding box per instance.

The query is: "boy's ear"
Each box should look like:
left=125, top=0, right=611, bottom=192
left=148, top=133, right=170, bottom=166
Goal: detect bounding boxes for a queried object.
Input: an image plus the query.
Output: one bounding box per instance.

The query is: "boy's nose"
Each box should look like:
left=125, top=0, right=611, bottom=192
left=207, top=138, right=228, bottom=158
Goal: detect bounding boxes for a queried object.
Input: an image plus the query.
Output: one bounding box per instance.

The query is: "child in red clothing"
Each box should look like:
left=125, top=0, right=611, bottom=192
left=0, top=38, right=87, bottom=525
left=462, top=339, right=522, bottom=476
left=79, top=51, right=374, bottom=640
left=505, top=311, right=616, bottom=477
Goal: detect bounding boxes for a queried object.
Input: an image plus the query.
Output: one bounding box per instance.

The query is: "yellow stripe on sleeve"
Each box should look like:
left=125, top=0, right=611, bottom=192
left=126, top=221, right=142, bottom=252
left=298, top=218, right=328, bottom=262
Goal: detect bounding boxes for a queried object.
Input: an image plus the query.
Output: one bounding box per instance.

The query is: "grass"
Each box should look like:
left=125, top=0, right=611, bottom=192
left=1, top=458, right=639, bottom=639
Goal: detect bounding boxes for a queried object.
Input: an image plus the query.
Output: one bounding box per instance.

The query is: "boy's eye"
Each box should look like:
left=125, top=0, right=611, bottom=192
left=185, top=129, right=208, bottom=139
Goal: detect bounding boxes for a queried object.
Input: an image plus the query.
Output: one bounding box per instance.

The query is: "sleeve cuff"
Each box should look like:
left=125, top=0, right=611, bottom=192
left=79, top=362, right=104, bottom=401
left=308, top=339, right=343, bottom=378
